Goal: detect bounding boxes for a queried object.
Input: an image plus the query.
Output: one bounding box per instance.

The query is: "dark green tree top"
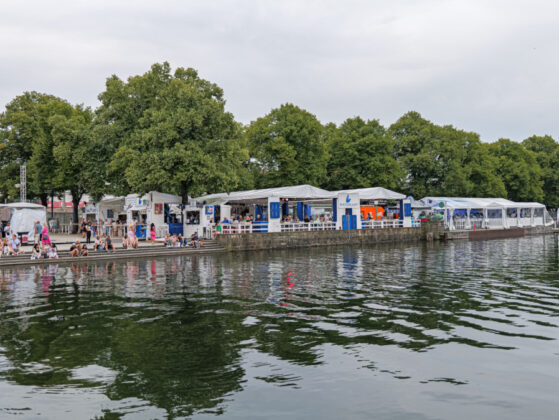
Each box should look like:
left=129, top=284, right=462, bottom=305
left=0, top=92, right=74, bottom=203
left=97, top=62, right=248, bottom=203
left=522, top=135, right=559, bottom=207
left=245, top=103, right=327, bottom=188
left=488, top=138, right=544, bottom=202
left=325, top=117, right=403, bottom=191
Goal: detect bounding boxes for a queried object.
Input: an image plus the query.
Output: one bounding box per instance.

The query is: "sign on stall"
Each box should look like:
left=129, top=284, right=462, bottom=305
left=338, top=193, right=360, bottom=209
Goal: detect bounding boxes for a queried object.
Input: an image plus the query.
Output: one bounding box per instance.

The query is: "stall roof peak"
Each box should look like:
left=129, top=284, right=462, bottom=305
left=196, top=184, right=332, bottom=205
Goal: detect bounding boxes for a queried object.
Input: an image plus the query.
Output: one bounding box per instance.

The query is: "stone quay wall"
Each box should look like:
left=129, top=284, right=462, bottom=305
left=216, top=222, right=445, bottom=251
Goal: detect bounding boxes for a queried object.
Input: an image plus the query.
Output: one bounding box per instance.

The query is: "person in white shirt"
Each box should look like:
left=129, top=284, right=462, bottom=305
left=3, top=223, right=12, bottom=239
left=9, top=234, right=24, bottom=255
left=48, top=244, right=58, bottom=259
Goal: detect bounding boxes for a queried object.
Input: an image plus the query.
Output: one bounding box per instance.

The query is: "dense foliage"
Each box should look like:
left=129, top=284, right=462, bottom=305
left=1, top=62, right=559, bottom=210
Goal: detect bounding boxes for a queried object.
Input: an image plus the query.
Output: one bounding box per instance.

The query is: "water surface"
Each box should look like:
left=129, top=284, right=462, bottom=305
left=1, top=236, right=559, bottom=419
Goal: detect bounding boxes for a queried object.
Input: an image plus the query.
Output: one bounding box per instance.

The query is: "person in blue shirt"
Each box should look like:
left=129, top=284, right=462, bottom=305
left=34, top=220, right=43, bottom=244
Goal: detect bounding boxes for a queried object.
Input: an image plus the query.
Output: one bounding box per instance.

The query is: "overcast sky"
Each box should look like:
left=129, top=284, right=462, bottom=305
left=2, top=0, right=558, bottom=141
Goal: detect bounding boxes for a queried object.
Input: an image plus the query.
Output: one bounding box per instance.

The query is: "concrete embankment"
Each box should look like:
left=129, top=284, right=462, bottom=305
left=1, top=223, right=555, bottom=267
left=216, top=223, right=445, bottom=251
left=444, top=225, right=554, bottom=241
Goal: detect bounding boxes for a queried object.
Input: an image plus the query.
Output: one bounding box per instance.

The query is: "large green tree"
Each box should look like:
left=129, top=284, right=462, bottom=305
left=522, top=135, right=559, bottom=207
left=389, top=112, right=445, bottom=198
left=488, top=138, right=544, bottom=202
left=325, top=117, right=403, bottom=190
left=97, top=62, right=248, bottom=203
left=389, top=111, right=507, bottom=199
left=49, top=105, right=106, bottom=232
left=465, top=141, right=507, bottom=198
left=245, top=103, right=327, bottom=188
left=0, top=92, right=73, bottom=204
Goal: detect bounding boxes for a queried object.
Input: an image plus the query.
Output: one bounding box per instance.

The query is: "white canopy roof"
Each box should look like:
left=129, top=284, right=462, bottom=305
left=0, top=202, right=45, bottom=209
left=328, top=187, right=406, bottom=201
left=124, top=191, right=182, bottom=210
left=419, top=197, right=546, bottom=209
left=196, top=184, right=332, bottom=205
left=98, top=195, right=125, bottom=206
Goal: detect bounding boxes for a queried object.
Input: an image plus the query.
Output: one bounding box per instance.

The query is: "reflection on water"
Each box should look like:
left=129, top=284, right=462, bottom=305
left=1, top=236, right=559, bottom=419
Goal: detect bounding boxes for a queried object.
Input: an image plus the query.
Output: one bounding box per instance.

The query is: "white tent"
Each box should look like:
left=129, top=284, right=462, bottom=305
left=0, top=203, right=47, bottom=242
left=196, top=184, right=332, bottom=205
left=97, top=196, right=126, bottom=221
left=328, top=187, right=406, bottom=201
left=418, top=197, right=552, bottom=230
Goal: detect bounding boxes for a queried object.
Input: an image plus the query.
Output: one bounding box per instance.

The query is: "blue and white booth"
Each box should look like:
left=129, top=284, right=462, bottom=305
left=195, top=185, right=332, bottom=233
left=335, top=192, right=361, bottom=230
left=125, top=191, right=182, bottom=238
left=182, top=203, right=217, bottom=239
left=329, top=187, right=410, bottom=229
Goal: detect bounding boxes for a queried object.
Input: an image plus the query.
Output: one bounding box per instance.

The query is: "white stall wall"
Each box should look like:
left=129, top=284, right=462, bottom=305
left=10, top=208, right=47, bottom=242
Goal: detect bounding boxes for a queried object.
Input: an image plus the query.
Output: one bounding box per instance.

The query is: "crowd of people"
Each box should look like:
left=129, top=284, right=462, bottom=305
left=1, top=220, right=57, bottom=259
left=0, top=218, right=205, bottom=261
left=162, top=231, right=202, bottom=248
left=79, top=218, right=133, bottom=243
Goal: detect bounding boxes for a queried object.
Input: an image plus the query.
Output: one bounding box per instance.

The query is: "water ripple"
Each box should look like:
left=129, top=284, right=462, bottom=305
left=0, top=236, right=558, bottom=418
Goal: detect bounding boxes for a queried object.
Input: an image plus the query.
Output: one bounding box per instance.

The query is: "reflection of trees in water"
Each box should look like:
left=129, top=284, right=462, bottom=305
left=0, top=266, right=248, bottom=417
left=1, top=238, right=559, bottom=416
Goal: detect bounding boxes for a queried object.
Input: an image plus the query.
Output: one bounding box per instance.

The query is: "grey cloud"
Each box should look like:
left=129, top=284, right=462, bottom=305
left=1, top=0, right=558, bottom=141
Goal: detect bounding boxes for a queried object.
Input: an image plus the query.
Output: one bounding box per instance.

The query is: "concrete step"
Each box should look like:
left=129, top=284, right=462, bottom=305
left=1, top=245, right=224, bottom=260
left=0, top=243, right=226, bottom=267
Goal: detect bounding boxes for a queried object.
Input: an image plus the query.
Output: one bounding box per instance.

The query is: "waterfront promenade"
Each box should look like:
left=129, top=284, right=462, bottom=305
left=0, top=235, right=225, bottom=267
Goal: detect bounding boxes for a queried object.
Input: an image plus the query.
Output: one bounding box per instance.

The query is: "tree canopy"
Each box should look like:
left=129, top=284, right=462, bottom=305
left=1, top=63, right=559, bottom=210
left=0, top=92, right=75, bottom=205
left=325, top=117, right=403, bottom=191
left=245, top=103, right=327, bottom=189
left=97, top=62, right=249, bottom=203
left=488, top=138, right=544, bottom=202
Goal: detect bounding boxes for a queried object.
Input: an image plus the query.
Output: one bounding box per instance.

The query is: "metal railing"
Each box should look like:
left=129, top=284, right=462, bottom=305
left=361, top=219, right=409, bottom=229
left=452, top=219, right=468, bottom=230
left=209, top=219, right=419, bottom=236
left=280, top=222, right=336, bottom=232
left=486, top=218, right=504, bottom=228
left=44, top=223, right=169, bottom=239
left=470, top=219, right=483, bottom=230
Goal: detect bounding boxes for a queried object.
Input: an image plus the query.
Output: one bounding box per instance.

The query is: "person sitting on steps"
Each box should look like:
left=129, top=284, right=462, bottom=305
left=70, top=241, right=82, bottom=257
left=104, top=235, right=115, bottom=252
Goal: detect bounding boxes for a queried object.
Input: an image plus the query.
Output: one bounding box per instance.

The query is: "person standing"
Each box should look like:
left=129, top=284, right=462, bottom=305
left=4, top=222, right=12, bottom=239
left=150, top=223, right=156, bottom=242
left=41, top=225, right=51, bottom=248
left=34, top=220, right=43, bottom=244
left=128, top=221, right=136, bottom=245
left=81, top=219, right=87, bottom=238
left=85, top=222, right=92, bottom=244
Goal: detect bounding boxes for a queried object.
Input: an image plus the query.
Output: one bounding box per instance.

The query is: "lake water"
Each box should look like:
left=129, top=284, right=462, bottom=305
left=1, top=236, right=559, bottom=419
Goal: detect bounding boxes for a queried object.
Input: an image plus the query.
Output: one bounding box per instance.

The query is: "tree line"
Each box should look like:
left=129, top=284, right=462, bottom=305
left=2, top=62, right=558, bottom=229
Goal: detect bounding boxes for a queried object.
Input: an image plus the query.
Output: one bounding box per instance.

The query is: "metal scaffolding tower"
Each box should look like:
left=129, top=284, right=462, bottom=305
left=20, top=165, right=26, bottom=202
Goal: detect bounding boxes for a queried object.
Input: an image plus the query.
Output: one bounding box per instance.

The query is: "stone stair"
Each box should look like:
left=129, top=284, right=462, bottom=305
left=0, top=240, right=226, bottom=267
